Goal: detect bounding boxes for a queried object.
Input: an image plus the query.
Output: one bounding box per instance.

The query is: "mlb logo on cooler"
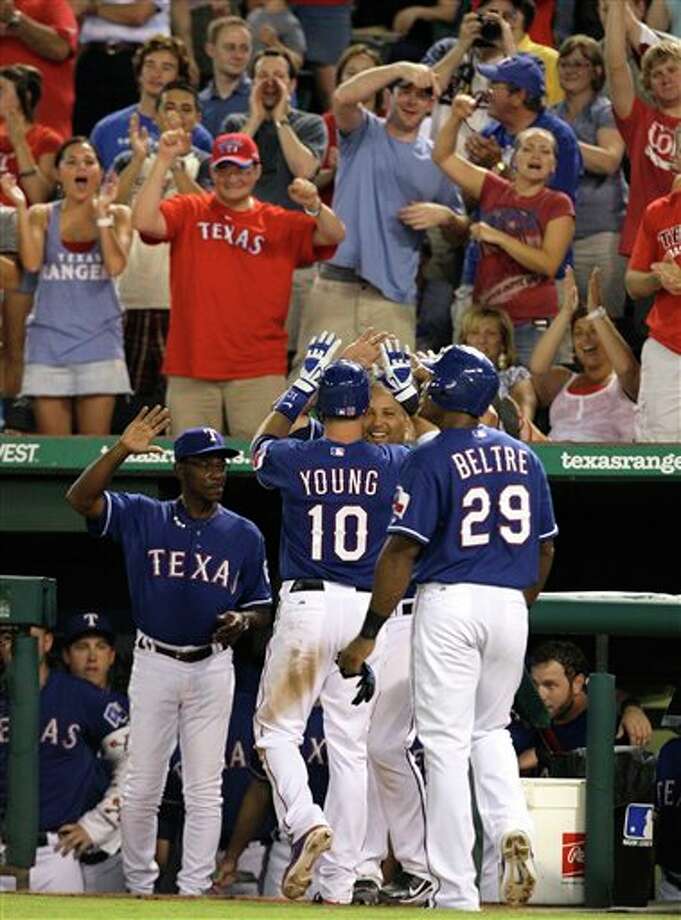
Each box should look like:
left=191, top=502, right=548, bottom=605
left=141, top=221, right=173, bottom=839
left=561, top=832, right=585, bottom=880
left=623, top=803, right=653, bottom=847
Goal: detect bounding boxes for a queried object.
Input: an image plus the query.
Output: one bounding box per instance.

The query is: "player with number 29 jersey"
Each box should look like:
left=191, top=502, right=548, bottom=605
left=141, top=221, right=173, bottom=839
left=255, top=438, right=408, bottom=590
left=389, top=426, right=557, bottom=589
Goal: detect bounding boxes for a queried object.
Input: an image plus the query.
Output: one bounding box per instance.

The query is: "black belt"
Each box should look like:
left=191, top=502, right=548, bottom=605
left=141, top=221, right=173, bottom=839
left=136, top=636, right=214, bottom=663
left=399, top=600, right=414, bottom=616
left=85, top=41, right=140, bottom=55
left=81, top=850, right=111, bottom=866
left=290, top=579, right=326, bottom=592
left=37, top=831, right=59, bottom=846
left=290, top=579, right=363, bottom=593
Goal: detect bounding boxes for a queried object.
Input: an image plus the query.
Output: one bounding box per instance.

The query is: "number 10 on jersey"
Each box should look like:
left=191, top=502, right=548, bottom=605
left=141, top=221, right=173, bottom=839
left=308, top=504, right=369, bottom=562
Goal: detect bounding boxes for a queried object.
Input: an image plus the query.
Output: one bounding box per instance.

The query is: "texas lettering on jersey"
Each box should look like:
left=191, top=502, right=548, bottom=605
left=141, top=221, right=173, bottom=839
left=146, top=549, right=240, bottom=592
left=195, top=220, right=264, bottom=254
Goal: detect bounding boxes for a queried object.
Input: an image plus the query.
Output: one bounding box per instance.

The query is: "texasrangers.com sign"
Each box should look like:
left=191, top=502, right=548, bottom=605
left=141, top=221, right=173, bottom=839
left=2, top=438, right=681, bottom=480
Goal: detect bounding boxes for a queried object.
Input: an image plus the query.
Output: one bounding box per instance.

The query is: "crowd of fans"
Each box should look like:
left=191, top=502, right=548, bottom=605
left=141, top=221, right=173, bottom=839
left=1, top=0, right=681, bottom=443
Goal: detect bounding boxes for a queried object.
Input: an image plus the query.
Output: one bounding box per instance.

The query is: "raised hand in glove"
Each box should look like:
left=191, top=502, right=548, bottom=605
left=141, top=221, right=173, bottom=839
left=379, top=338, right=419, bottom=414
left=294, top=330, right=343, bottom=396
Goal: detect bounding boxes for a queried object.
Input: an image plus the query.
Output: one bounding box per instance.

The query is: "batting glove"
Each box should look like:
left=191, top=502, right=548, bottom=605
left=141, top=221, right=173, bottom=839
left=294, top=330, right=342, bottom=396
left=379, top=338, right=419, bottom=414
left=273, top=331, right=342, bottom=422
left=351, top=662, right=376, bottom=706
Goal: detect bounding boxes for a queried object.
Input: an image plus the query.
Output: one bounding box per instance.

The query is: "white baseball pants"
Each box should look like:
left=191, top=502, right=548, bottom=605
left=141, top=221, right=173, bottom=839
left=82, top=850, right=126, bottom=893
left=29, top=835, right=84, bottom=892
left=412, top=583, right=533, bottom=911
left=357, top=613, right=429, bottom=884
left=254, top=580, right=384, bottom=904
left=122, top=645, right=234, bottom=896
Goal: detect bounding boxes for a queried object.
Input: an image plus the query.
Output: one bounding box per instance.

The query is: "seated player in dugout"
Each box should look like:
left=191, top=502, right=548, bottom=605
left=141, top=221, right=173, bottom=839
left=511, top=640, right=653, bottom=775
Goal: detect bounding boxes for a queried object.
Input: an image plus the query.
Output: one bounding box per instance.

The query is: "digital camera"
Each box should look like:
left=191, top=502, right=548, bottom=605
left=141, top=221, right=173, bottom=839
left=474, top=14, right=502, bottom=45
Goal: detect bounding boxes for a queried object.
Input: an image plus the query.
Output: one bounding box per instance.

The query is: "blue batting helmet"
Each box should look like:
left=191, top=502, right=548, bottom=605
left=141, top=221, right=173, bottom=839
left=317, top=359, right=370, bottom=418
left=426, top=345, right=499, bottom=416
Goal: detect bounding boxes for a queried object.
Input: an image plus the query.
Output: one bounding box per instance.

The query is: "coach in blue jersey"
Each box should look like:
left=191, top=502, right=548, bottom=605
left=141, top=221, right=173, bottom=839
left=0, top=625, right=129, bottom=893
left=66, top=406, right=272, bottom=897
left=340, top=344, right=557, bottom=910
left=250, top=333, right=409, bottom=904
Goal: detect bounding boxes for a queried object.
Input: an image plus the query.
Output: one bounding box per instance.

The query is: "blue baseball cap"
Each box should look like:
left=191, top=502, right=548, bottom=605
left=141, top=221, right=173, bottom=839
left=173, top=427, right=239, bottom=461
left=64, top=612, right=115, bottom=646
left=477, top=53, right=545, bottom=98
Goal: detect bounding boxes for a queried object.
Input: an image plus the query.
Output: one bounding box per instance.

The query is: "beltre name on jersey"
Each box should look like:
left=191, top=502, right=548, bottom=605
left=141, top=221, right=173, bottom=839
left=389, top=426, right=557, bottom=591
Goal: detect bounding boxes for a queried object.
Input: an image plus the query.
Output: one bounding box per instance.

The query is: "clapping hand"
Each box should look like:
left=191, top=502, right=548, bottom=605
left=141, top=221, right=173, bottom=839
left=92, top=171, right=118, bottom=219
left=129, top=112, right=150, bottom=161
left=0, top=172, right=27, bottom=208
left=652, top=251, right=681, bottom=296
left=119, top=405, right=171, bottom=455
left=562, top=265, right=580, bottom=315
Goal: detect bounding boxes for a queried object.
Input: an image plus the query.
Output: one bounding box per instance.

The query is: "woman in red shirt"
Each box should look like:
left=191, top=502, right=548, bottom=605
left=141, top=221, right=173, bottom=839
left=0, top=64, right=61, bottom=207
left=434, top=92, right=575, bottom=364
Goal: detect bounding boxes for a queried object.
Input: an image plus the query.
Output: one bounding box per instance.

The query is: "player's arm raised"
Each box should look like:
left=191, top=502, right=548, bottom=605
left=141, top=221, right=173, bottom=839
left=66, top=405, right=171, bottom=519
left=251, top=331, right=342, bottom=447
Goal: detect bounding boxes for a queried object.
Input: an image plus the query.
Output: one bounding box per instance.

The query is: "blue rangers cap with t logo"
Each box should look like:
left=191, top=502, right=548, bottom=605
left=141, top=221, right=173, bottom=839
left=173, top=427, right=239, bottom=461
left=64, top=612, right=115, bottom=646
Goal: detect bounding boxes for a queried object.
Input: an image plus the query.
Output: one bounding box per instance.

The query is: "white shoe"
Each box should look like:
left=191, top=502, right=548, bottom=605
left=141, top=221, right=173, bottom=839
left=499, top=829, right=536, bottom=906
left=282, top=825, right=333, bottom=900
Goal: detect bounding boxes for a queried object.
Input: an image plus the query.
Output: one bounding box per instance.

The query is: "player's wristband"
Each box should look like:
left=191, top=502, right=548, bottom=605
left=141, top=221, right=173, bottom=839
left=272, top=385, right=310, bottom=423
left=359, top=608, right=387, bottom=640
left=393, top=383, right=419, bottom=416
left=586, top=306, right=607, bottom=322
left=96, top=216, right=114, bottom=228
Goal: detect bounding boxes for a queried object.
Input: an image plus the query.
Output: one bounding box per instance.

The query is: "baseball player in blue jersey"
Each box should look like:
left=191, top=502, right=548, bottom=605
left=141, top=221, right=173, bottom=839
left=61, top=612, right=128, bottom=892
left=65, top=406, right=272, bottom=896
left=250, top=333, right=409, bottom=904
left=0, top=625, right=129, bottom=893
left=656, top=736, right=681, bottom=900
left=339, top=344, right=557, bottom=910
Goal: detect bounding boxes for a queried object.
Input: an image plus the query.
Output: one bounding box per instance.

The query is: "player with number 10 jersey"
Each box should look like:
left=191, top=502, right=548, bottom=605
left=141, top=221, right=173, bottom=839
left=256, top=437, right=407, bottom=588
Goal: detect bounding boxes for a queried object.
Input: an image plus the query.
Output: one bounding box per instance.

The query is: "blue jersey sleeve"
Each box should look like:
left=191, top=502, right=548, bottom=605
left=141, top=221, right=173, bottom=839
left=86, top=490, right=156, bottom=543
left=236, top=527, right=272, bottom=609
left=81, top=683, right=129, bottom=747
left=252, top=438, right=296, bottom=490
left=530, top=452, right=558, bottom=540
left=387, top=449, right=440, bottom=545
